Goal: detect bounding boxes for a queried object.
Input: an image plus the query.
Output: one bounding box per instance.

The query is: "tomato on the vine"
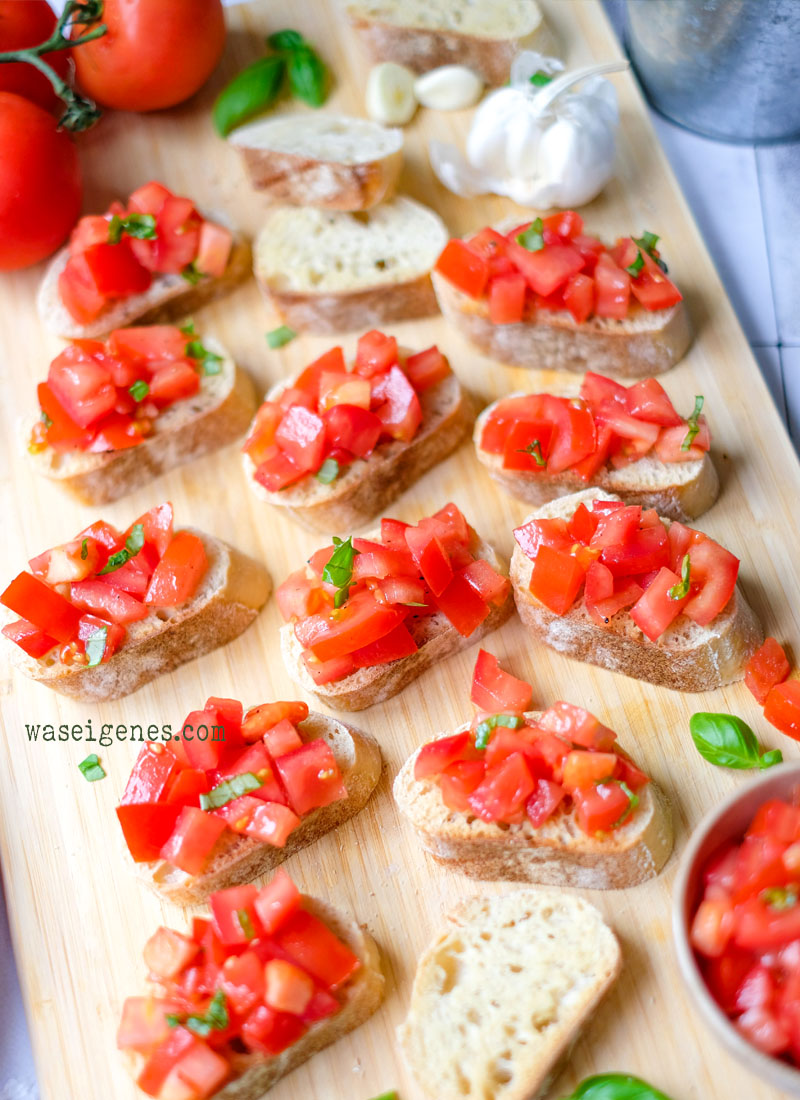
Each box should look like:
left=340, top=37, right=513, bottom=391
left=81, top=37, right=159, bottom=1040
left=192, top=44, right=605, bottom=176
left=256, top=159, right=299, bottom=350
left=0, top=1, right=70, bottom=113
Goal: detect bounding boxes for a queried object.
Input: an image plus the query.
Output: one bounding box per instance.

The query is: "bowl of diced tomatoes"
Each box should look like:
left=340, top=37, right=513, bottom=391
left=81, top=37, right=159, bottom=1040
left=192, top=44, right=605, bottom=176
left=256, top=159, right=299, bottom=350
left=673, top=763, right=800, bottom=1095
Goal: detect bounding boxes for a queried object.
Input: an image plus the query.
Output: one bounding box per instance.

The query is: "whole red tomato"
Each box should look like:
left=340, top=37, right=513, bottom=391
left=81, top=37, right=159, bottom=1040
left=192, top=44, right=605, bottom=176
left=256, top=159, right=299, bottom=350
left=0, top=93, right=82, bottom=271
left=0, top=0, right=70, bottom=113
left=73, top=0, right=226, bottom=112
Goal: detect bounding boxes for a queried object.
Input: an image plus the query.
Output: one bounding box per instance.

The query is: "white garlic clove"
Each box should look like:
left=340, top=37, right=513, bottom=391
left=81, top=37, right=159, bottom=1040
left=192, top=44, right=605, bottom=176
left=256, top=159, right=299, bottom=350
left=413, top=65, right=484, bottom=111
left=366, top=62, right=418, bottom=126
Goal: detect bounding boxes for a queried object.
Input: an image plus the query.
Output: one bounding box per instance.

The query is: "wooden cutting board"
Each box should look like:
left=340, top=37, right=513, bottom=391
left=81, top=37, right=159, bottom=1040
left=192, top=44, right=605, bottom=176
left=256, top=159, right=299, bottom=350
left=1, top=2, right=798, bottom=1098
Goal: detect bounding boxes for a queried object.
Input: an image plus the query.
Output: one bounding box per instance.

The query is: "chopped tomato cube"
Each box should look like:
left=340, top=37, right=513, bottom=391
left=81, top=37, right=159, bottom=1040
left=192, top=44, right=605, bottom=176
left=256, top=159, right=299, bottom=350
left=136, top=1027, right=198, bottom=1097
left=241, top=1004, right=306, bottom=1056
left=116, top=803, right=182, bottom=862
left=195, top=220, right=232, bottom=278
left=468, top=753, right=535, bottom=823
left=160, top=807, right=227, bottom=876
left=501, top=420, right=554, bottom=472
left=323, top=403, right=382, bottom=458
left=438, top=760, right=486, bottom=812
left=69, top=579, right=148, bottom=624
left=133, top=502, right=174, bottom=558
left=404, top=524, right=453, bottom=596
left=528, top=545, right=586, bottom=615
left=254, top=869, right=302, bottom=935
left=629, top=566, right=688, bottom=641
left=435, top=239, right=490, bottom=298
left=414, top=732, right=472, bottom=780
left=165, top=1041, right=230, bottom=1098
left=404, top=345, right=450, bottom=390
left=294, top=589, right=406, bottom=662
left=58, top=253, right=108, bottom=323
left=265, top=958, right=315, bottom=1015
left=145, top=531, right=208, bottom=607
left=506, top=239, right=585, bottom=297
left=275, top=740, right=347, bottom=816
left=563, top=272, right=594, bottom=323
left=301, top=650, right=356, bottom=685
left=745, top=638, right=791, bottom=705
left=275, top=908, right=361, bottom=989
left=254, top=445, right=306, bottom=491
left=2, top=619, right=57, bottom=657
left=594, top=252, right=630, bottom=319
left=630, top=249, right=683, bottom=311
left=433, top=572, right=489, bottom=637
left=121, top=745, right=178, bottom=804
left=600, top=524, right=670, bottom=577
left=165, top=769, right=209, bottom=807
left=262, top=719, right=303, bottom=759
left=275, top=406, right=327, bottom=472
left=526, top=778, right=566, bottom=827
left=143, top=926, right=199, bottom=981
left=562, top=750, right=618, bottom=790
left=242, top=801, right=301, bottom=848
left=470, top=650, right=532, bottom=713
left=764, top=681, right=800, bottom=741
left=350, top=621, right=418, bottom=666
left=513, top=516, right=573, bottom=560
left=241, top=701, right=308, bottom=742
left=489, top=272, right=526, bottom=324
left=460, top=559, right=510, bottom=606
left=210, top=884, right=261, bottom=945
left=149, top=360, right=200, bottom=405
left=117, top=997, right=185, bottom=1054
left=538, top=702, right=617, bottom=750
left=1, top=572, right=83, bottom=642
left=573, top=781, right=632, bottom=832
left=371, top=365, right=422, bottom=441
left=354, top=330, right=398, bottom=376
left=683, top=537, right=739, bottom=626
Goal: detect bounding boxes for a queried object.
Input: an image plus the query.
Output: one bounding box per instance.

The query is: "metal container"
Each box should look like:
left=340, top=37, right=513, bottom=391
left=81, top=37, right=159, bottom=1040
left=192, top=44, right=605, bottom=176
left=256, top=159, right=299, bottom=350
left=625, top=0, right=800, bottom=143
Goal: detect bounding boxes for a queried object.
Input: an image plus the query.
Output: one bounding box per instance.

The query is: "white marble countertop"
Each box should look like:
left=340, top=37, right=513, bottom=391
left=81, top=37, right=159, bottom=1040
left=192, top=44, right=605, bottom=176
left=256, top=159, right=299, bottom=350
left=2, top=5, right=799, bottom=1099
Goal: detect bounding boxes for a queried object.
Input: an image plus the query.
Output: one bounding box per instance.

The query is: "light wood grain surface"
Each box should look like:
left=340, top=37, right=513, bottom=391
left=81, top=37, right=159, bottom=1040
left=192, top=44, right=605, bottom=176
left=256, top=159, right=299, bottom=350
left=1, top=2, right=798, bottom=1098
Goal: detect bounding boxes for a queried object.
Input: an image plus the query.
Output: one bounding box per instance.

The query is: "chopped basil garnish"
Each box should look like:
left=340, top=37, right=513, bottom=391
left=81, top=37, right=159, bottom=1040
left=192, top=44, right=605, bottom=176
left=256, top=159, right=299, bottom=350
left=607, top=779, right=639, bottom=826
left=562, top=1074, right=675, bottom=1100
left=168, top=990, right=229, bottom=1037
left=266, top=324, right=297, bottom=349
left=97, top=523, right=144, bottom=575
left=634, top=231, right=668, bottom=272
left=237, top=909, right=256, bottom=941
left=84, top=626, right=107, bottom=668
left=322, top=535, right=360, bottom=608
left=668, top=553, right=690, bottom=600
left=316, top=457, right=339, bottom=484
left=129, top=380, right=149, bottom=402
left=78, top=753, right=105, bottom=782
left=625, top=249, right=644, bottom=277
left=689, top=711, right=783, bottom=770
left=80, top=538, right=89, bottom=560
left=180, top=319, right=196, bottom=336
left=185, top=339, right=223, bottom=376
left=516, top=439, right=546, bottom=466
left=474, top=714, right=525, bottom=750
left=107, top=212, right=156, bottom=245
left=681, top=395, right=704, bottom=451
left=200, top=772, right=262, bottom=811
left=41, top=410, right=53, bottom=428
left=529, top=71, right=553, bottom=86
left=516, top=218, right=544, bottom=252
left=181, top=261, right=204, bottom=285
left=762, top=886, right=799, bottom=911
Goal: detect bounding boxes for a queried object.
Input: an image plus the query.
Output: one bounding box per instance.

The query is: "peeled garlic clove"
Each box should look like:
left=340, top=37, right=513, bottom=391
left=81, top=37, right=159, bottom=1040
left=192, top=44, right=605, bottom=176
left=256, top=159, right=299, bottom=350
left=366, top=62, right=417, bottom=125
left=414, top=65, right=484, bottom=111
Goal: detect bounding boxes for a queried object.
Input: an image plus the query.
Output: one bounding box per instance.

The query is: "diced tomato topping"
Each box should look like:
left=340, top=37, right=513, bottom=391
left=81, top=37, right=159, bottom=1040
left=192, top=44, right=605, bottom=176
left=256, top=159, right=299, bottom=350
left=764, top=681, right=800, bottom=741
left=506, top=238, right=585, bottom=297
left=489, top=272, right=527, bottom=324
left=144, top=531, right=208, bottom=607
left=254, top=869, right=302, bottom=935
left=160, top=807, right=227, bottom=876
left=471, top=649, right=532, bottom=713
left=117, top=803, right=183, bottom=862
left=745, top=638, right=791, bottom=705
left=275, top=908, right=361, bottom=989
left=435, top=238, right=489, bottom=298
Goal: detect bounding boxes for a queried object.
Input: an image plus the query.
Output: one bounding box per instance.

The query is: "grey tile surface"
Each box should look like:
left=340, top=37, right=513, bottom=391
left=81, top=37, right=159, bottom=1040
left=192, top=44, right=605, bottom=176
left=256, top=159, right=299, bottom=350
left=757, top=143, right=800, bottom=345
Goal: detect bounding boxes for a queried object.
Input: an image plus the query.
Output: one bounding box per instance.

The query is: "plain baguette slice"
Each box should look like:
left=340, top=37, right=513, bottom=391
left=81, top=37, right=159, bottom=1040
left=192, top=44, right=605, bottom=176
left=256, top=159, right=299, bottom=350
left=394, top=716, right=673, bottom=889
left=25, top=337, right=256, bottom=506
left=280, top=531, right=514, bottom=711
left=433, top=269, right=692, bottom=377
left=38, top=230, right=252, bottom=340
left=511, top=488, right=763, bottom=692
left=136, top=713, right=382, bottom=904
left=244, top=371, right=474, bottom=533
left=346, top=0, right=555, bottom=84
left=6, top=531, right=271, bottom=702
left=254, top=198, right=448, bottom=334
left=229, top=114, right=403, bottom=210
left=474, top=397, right=719, bottom=522
left=397, top=890, right=621, bottom=1100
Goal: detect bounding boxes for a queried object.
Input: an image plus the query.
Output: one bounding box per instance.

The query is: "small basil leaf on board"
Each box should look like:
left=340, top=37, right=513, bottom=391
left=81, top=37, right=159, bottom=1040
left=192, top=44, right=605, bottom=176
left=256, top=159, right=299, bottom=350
left=266, top=324, right=296, bottom=349
left=213, top=55, right=286, bottom=136
left=287, top=46, right=328, bottom=107
left=689, top=712, right=783, bottom=770
left=78, top=753, right=106, bottom=782
left=561, top=1073, right=674, bottom=1100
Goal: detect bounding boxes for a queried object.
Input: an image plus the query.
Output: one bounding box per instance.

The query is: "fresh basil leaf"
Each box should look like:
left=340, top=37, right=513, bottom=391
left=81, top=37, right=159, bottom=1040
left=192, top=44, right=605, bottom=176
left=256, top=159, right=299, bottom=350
left=107, top=212, right=157, bottom=245
left=171, top=990, right=229, bottom=1037
left=609, top=779, right=639, bottom=826
left=213, top=55, right=286, bottom=136
left=84, top=627, right=107, bottom=668
left=681, top=395, right=704, bottom=451
left=516, top=218, right=544, bottom=252
left=41, top=410, right=53, bottom=428
left=200, top=772, right=262, bottom=811
left=689, top=712, right=768, bottom=769
left=288, top=46, right=328, bottom=107
left=180, top=319, right=196, bottom=336
left=316, top=457, right=339, bottom=484
left=185, top=339, right=223, bottom=376
left=668, top=553, right=690, bottom=600
left=625, top=249, right=644, bottom=277
left=78, top=752, right=105, bottom=782
left=237, top=909, right=256, bottom=941
left=516, top=439, right=546, bottom=466
left=129, top=380, right=149, bottom=402
left=181, top=261, right=204, bottom=285
left=266, top=324, right=297, bottom=349
left=322, top=535, right=360, bottom=608
left=634, top=231, right=668, bottom=272
left=562, top=1074, right=674, bottom=1100
left=760, top=748, right=784, bottom=769
left=474, top=714, right=525, bottom=750
left=267, top=28, right=306, bottom=51
left=529, top=71, right=552, bottom=86
left=80, top=538, right=89, bottom=561
left=97, top=523, right=144, bottom=575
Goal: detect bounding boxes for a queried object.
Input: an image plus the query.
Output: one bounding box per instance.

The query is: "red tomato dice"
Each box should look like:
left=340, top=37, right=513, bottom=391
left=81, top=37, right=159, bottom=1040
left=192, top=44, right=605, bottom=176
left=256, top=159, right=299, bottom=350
left=433, top=572, right=489, bottom=637
left=563, top=273, right=594, bottom=323
left=121, top=745, right=178, bottom=805
left=404, top=345, right=450, bottom=391
left=371, top=365, right=422, bottom=442
left=468, top=753, right=535, bottom=823
left=573, top=781, right=633, bottom=833
left=526, top=778, right=566, bottom=827
left=275, top=740, right=347, bottom=816
left=683, top=537, right=739, bottom=626
left=275, top=406, right=327, bottom=472
left=628, top=566, right=688, bottom=641
left=538, top=702, right=617, bottom=751
left=210, top=884, right=261, bottom=945
left=241, top=1004, right=306, bottom=1056
left=489, top=272, right=526, bottom=324
left=745, top=638, right=791, bottom=705
left=274, top=908, right=361, bottom=989
left=1, top=618, right=57, bottom=657
left=506, top=239, right=585, bottom=297
left=323, top=404, right=382, bottom=458
left=435, top=239, right=490, bottom=298
left=1, top=572, right=81, bottom=641
left=764, top=681, right=800, bottom=741
left=404, top=524, right=453, bottom=596
left=116, top=803, right=182, bottom=862
left=528, top=545, right=586, bottom=615
left=145, top=531, right=208, bottom=607
left=470, top=650, right=533, bottom=713
left=294, top=590, right=406, bottom=662
left=254, top=869, right=302, bottom=935
left=594, top=253, right=630, bottom=319
left=438, top=760, right=486, bottom=812
left=354, top=330, right=398, bottom=376
left=160, top=807, right=227, bottom=876
left=414, top=732, right=472, bottom=780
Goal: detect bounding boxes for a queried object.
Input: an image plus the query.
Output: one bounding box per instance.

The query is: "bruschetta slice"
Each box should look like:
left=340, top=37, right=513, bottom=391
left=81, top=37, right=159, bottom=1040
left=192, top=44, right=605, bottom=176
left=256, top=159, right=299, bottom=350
left=243, top=331, right=474, bottom=533
left=474, top=371, right=718, bottom=521
left=277, top=503, right=514, bottom=711
left=432, top=213, right=691, bottom=376
left=118, top=870, right=384, bottom=1100
left=38, top=180, right=251, bottom=339
left=118, top=698, right=381, bottom=904
left=394, top=650, right=672, bottom=887
left=1, top=502, right=271, bottom=701
left=510, top=488, right=763, bottom=691
left=26, top=324, right=255, bottom=505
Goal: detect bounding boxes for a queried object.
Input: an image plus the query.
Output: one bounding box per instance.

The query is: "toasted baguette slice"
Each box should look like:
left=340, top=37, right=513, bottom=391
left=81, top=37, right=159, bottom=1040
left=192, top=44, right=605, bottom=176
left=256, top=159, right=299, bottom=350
left=127, top=896, right=384, bottom=1099
left=6, top=531, right=271, bottom=702
left=474, top=397, right=719, bottom=522
left=229, top=114, right=403, bottom=211
left=511, top=489, right=763, bottom=692
left=397, top=890, right=621, bottom=1100
left=38, top=231, right=251, bottom=340
left=281, top=531, right=514, bottom=711
left=137, top=713, right=382, bottom=904
left=346, top=0, right=555, bottom=84
left=25, top=337, right=256, bottom=506
left=254, top=198, right=448, bottom=334
left=433, top=269, right=692, bottom=377
left=244, top=372, right=474, bottom=533
left=394, top=716, right=672, bottom=889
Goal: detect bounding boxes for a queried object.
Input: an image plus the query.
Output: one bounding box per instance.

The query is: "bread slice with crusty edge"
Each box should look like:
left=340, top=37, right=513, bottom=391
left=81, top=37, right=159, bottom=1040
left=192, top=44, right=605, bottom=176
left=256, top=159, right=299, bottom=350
left=37, top=231, right=252, bottom=340
left=433, top=269, right=692, bottom=377
left=228, top=115, right=404, bottom=211
left=345, top=0, right=556, bottom=84
left=280, top=530, right=514, bottom=711
left=397, top=890, right=621, bottom=1100
left=511, top=488, right=763, bottom=692
left=244, top=371, right=474, bottom=534
left=474, top=395, right=719, bottom=523
left=253, top=198, right=448, bottom=335
left=136, top=713, right=382, bottom=905
left=5, top=531, right=271, bottom=703
left=126, top=895, right=385, bottom=1099
left=25, top=337, right=256, bottom=506
left=394, top=716, right=673, bottom=889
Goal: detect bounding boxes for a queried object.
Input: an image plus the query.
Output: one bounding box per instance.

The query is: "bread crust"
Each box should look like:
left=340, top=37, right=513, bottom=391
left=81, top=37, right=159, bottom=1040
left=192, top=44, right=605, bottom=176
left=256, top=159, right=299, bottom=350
left=6, top=531, right=271, bottom=702
left=394, top=716, right=673, bottom=889
left=236, top=145, right=403, bottom=210
left=433, top=270, right=692, bottom=377
left=511, top=489, right=763, bottom=692
left=136, top=714, right=382, bottom=904
left=37, top=233, right=252, bottom=340
left=473, top=397, right=720, bottom=522
left=281, top=531, right=514, bottom=711
left=244, top=373, right=475, bottom=533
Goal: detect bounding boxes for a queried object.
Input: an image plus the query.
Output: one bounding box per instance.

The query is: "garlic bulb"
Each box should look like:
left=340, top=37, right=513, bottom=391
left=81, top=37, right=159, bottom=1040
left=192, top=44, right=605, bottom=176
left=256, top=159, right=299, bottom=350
left=430, top=51, right=627, bottom=209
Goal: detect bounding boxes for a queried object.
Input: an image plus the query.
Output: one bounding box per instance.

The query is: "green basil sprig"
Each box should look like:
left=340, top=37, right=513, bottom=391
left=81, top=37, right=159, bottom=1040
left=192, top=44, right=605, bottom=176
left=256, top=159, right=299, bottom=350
left=530, top=71, right=552, bottom=87
left=185, top=338, right=223, bottom=376
left=681, top=395, right=704, bottom=451
left=85, top=626, right=107, bottom=668
left=167, top=990, right=228, bottom=1037
left=625, top=249, right=644, bottom=277
left=322, top=536, right=360, bottom=608
left=689, top=712, right=783, bottom=770
left=474, top=713, right=524, bottom=750
left=200, top=772, right=262, bottom=811
left=97, top=523, right=144, bottom=575
left=667, top=553, right=690, bottom=600
left=213, top=54, right=286, bottom=136
left=516, top=218, right=544, bottom=252
left=316, top=457, right=340, bottom=484
left=517, top=439, right=546, bottom=466
left=108, top=212, right=156, bottom=245
left=561, top=1073, right=674, bottom=1100
left=634, top=231, right=668, bottom=272
left=287, top=45, right=327, bottom=107
left=266, top=324, right=296, bottom=349
left=78, top=753, right=105, bottom=782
